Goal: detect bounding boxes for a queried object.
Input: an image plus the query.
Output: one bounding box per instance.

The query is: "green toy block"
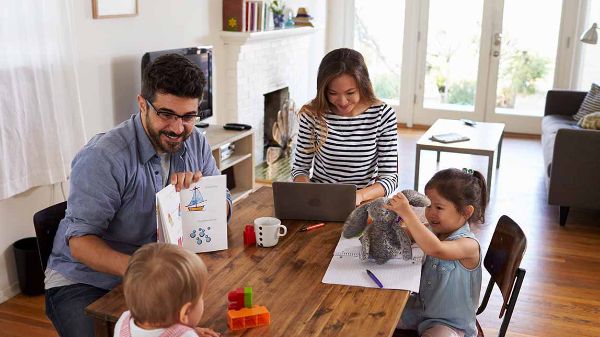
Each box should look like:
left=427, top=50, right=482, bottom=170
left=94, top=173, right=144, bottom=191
left=244, top=287, right=253, bottom=308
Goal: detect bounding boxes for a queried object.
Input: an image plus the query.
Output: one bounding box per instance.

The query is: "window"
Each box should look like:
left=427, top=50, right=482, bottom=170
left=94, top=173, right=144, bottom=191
left=353, top=0, right=405, bottom=104
left=576, top=0, right=600, bottom=90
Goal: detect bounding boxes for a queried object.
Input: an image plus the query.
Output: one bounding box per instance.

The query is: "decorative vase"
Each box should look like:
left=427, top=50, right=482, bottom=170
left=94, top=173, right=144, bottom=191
left=273, top=13, right=285, bottom=29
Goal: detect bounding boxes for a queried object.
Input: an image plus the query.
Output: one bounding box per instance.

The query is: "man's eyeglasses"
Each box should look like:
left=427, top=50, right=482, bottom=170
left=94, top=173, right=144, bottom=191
left=145, top=99, right=199, bottom=124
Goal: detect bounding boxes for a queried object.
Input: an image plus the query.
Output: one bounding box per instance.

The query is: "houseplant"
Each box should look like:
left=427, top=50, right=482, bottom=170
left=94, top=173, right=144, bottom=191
left=270, top=0, right=286, bottom=29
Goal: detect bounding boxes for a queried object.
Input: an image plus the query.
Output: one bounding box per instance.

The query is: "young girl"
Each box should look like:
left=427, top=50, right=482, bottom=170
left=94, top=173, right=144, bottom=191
left=385, top=168, right=487, bottom=337
left=291, top=48, right=398, bottom=205
left=114, top=243, right=220, bottom=337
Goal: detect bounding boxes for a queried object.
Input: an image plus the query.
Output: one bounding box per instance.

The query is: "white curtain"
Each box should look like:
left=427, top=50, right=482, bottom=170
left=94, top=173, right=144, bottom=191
left=0, top=0, right=86, bottom=199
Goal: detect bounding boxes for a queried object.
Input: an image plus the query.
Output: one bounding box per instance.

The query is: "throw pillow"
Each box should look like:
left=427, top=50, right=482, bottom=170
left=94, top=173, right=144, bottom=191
left=578, top=111, right=600, bottom=130
left=574, top=83, right=600, bottom=121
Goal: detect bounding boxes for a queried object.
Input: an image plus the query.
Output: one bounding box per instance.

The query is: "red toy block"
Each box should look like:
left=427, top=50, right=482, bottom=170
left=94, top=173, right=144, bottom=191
left=227, top=305, right=270, bottom=330
left=243, top=224, right=256, bottom=246
left=227, top=288, right=244, bottom=310
left=227, top=287, right=253, bottom=310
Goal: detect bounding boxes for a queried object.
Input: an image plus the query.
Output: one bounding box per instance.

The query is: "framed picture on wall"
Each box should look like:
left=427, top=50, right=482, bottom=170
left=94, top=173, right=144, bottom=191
left=92, top=0, right=138, bottom=19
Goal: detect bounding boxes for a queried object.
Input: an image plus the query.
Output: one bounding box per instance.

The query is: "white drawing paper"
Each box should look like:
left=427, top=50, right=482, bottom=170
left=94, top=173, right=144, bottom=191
left=322, top=235, right=423, bottom=292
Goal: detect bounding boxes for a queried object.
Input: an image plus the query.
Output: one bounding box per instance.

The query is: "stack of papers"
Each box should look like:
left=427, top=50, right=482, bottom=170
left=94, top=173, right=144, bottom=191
left=322, top=235, right=423, bottom=292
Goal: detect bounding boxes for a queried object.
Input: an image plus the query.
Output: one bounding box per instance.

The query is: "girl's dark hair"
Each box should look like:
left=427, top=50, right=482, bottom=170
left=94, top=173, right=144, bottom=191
left=299, top=48, right=377, bottom=151
left=141, top=54, right=205, bottom=102
left=425, top=168, right=488, bottom=223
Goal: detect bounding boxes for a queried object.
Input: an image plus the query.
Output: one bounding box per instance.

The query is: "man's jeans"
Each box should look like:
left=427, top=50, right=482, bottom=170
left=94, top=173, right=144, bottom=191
left=45, top=283, right=109, bottom=337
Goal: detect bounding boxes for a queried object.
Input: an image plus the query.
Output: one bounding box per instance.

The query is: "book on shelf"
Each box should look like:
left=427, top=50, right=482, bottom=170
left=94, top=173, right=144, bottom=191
left=156, top=175, right=228, bottom=253
left=223, top=0, right=246, bottom=32
left=429, top=132, right=470, bottom=144
left=223, top=0, right=273, bottom=32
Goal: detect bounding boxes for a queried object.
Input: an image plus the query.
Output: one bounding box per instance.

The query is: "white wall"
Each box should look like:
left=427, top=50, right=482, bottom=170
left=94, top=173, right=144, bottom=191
left=0, top=0, right=326, bottom=303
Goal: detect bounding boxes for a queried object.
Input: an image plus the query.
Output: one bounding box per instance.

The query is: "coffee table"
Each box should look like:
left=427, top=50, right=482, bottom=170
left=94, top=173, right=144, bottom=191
left=414, top=119, right=505, bottom=199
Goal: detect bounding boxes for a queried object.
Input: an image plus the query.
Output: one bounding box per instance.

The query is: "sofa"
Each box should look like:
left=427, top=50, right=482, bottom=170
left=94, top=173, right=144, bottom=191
left=541, top=90, right=600, bottom=226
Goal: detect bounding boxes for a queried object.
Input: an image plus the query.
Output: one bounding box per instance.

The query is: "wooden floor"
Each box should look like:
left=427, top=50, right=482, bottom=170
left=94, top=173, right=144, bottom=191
left=1, top=128, right=599, bottom=337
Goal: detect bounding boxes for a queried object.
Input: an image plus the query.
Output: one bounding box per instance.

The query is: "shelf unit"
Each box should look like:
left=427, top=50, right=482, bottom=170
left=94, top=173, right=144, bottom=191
left=203, top=125, right=255, bottom=204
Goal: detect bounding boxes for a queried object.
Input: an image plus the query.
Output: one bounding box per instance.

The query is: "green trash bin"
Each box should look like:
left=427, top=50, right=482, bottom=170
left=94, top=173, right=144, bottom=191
left=12, top=237, right=45, bottom=295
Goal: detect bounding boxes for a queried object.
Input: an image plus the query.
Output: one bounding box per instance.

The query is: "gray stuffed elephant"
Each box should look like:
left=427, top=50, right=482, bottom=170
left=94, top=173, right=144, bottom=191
left=342, top=190, right=431, bottom=264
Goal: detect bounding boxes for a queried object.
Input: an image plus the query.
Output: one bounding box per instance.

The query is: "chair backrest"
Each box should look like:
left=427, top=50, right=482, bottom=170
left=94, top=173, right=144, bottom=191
left=33, top=201, right=67, bottom=270
left=477, top=215, right=527, bottom=337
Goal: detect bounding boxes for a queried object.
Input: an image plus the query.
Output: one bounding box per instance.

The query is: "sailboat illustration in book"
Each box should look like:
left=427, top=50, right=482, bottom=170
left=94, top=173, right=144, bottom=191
left=157, top=175, right=228, bottom=253
left=186, top=187, right=206, bottom=211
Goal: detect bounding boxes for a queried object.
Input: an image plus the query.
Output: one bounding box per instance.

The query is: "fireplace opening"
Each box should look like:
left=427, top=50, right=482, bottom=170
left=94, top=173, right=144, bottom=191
left=263, top=87, right=289, bottom=161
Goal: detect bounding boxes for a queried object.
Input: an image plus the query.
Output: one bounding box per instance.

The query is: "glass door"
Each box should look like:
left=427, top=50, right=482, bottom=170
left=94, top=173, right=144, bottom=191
left=414, top=0, right=565, bottom=132
left=483, top=0, right=563, bottom=133
left=413, top=0, right=487, bottom=126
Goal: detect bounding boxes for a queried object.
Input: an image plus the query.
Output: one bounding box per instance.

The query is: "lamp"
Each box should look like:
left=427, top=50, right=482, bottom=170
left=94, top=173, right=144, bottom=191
left=580, top=22, right=598, bottom=44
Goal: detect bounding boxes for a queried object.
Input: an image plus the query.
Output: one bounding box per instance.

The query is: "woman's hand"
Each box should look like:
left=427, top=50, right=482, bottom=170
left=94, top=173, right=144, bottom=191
left=293, top=175, right=310, bottom=183
left=355, top=190, right=364, bottom=206
left=195, top=327, right=221, bottom=337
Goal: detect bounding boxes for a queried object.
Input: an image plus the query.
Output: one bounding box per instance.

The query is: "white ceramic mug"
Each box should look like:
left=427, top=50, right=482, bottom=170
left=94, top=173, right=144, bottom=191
left=254, top=217, right=287, bottom=247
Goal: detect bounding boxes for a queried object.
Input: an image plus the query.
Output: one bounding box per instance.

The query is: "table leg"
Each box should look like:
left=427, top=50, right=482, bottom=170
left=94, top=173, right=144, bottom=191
left=436, top=151, right=441, bottom=163
left=487, top=154, right=493, bottom=200
left=414, top=146, right=421, bottom=191
left=93, top=318, right=113, bottom=337
left=497, top=132, right=503, bottom=169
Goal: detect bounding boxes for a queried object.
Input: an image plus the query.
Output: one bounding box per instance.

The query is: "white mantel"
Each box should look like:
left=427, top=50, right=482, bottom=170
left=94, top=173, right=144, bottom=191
left=220, top=27, right=315, bottom=164
left=220, top=26, right=315, bottom=44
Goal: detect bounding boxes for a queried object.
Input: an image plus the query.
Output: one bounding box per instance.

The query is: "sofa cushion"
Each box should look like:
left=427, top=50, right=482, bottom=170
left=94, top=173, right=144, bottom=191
left=541, top=115, right=580, bottom=177
left=573, top=83, right=600, bottom=121
left=578, top=111, right=600, bottom=130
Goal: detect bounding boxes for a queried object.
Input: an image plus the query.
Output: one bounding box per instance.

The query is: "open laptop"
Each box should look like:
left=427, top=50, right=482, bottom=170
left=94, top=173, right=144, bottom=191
left=272, top=182, right=356, bottom=221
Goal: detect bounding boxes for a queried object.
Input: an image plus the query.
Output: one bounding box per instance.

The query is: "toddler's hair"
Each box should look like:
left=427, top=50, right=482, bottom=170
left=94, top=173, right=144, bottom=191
left=123, top=243, right=208, bottom=326
left=425, top=168, right=488, bottom=223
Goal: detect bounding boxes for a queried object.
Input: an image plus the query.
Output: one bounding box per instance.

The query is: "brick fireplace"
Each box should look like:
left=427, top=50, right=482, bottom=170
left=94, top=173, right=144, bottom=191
left=220, top=27, right=315, bottom=164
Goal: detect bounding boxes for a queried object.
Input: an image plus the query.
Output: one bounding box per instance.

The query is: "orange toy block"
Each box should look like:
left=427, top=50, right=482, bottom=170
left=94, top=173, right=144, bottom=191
left=227, top=305, right=270, bottom=330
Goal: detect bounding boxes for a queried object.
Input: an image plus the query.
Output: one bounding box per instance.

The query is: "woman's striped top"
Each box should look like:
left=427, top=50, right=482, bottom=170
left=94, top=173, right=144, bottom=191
left=292, top=102, right=399, bottom=196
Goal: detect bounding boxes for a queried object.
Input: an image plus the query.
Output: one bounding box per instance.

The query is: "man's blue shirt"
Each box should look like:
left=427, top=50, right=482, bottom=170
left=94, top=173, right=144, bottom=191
left=46, top=114, right=231, bottom=290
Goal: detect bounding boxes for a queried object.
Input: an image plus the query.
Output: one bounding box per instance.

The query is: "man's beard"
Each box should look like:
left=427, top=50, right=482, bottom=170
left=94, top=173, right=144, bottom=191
left=146, top=114, right=191, bottom=153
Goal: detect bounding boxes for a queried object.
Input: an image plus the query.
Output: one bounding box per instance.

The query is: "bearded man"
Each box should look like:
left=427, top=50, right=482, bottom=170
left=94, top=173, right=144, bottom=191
left=44, top=54, right=231, bottom=337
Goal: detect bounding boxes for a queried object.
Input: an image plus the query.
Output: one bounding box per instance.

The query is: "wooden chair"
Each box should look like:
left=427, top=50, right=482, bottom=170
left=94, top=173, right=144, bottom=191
left=393, top=215, right=527, bottom=337
left=33, top=201, right=67, bottom=270
left=476, top=215, right=527, bottom=337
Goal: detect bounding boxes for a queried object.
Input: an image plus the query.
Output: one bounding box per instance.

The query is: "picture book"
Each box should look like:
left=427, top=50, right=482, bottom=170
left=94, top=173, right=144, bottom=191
left=156, top=175, right=228, bottom=253
left=429, top=132, right=470, bottom=144
left=322, top=235, right=424, bottom=292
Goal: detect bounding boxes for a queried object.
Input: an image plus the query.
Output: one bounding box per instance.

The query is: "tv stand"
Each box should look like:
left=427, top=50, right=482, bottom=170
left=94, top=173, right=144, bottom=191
left=203, top=125, right=254, bottom=203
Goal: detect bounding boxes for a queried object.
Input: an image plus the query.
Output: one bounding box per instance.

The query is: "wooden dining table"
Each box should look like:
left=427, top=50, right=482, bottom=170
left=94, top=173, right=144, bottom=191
left=85, top=186, right=410, bottom=337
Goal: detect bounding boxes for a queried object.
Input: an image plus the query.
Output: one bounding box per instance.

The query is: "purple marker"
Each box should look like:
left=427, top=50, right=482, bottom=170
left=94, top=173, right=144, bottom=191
left=366, top=269, right=383, bottom=288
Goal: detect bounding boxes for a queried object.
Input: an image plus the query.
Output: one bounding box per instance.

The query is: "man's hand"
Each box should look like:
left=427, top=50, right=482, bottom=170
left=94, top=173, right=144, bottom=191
left=171, top=171, right=202, bottom=192
left=195, top=327, right=221, bottom=337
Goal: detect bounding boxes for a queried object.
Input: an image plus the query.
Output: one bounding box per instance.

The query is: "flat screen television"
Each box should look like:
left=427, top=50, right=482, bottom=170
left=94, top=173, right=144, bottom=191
left=141, top=46, right=213, bottom=121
